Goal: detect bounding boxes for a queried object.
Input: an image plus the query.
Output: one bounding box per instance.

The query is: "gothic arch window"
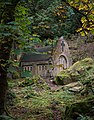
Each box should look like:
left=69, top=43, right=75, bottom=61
left=59, top=55, right=67, bottom=69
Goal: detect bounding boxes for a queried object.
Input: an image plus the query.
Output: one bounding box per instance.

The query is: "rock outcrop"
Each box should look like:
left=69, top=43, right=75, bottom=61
left=55, top=58, right=94, bottom=84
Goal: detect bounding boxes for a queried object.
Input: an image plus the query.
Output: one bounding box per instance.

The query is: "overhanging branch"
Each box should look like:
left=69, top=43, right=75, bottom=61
left=62, top=0, right=87, bottom=18
left=62, top=0, right=91, bottom=27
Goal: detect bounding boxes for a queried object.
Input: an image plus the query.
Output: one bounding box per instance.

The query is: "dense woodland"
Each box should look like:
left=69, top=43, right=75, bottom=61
left=0, top=0, right=94, bottom=120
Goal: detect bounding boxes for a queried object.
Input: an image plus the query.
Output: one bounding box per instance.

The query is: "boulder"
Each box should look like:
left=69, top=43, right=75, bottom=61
left=55, top=58, right=94, bottom=85
left=63, top=82, right=83, bottom=93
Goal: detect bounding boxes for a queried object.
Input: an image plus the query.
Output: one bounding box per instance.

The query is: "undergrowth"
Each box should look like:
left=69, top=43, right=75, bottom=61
left=7, top=72, right=94, bottom=120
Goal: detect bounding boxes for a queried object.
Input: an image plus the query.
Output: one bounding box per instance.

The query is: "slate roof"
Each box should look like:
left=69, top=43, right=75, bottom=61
left=36, top=46, right=52, bottom=53
left=21, top=52, right=51, bottom=62
left=20, top=46, right=53, bottom=62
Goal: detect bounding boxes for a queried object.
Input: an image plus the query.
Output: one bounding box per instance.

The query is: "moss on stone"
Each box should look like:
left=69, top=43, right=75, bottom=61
left=55, top=58, right=94, bottom=85
left=68, top=58, right=93, bottom=72
left=55, top=71, right=71, bottom=85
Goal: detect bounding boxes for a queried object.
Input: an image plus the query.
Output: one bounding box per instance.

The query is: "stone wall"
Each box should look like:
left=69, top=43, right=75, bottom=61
left=67, top=34, right=94, bottom=63
left=52, top=37, right=72, bottom=76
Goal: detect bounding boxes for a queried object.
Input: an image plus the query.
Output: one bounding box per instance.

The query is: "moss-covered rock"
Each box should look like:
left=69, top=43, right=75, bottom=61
left=55, top=70, right=71, bottom=85
left=55, top=58, right=94, bottom=85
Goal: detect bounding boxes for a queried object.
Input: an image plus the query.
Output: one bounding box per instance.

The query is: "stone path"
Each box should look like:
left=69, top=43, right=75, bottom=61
left=44, top=77, right=63, bottom=91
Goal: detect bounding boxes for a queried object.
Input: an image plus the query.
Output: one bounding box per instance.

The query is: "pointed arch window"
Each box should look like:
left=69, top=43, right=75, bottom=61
left=59, top=55, right=67, bottom=69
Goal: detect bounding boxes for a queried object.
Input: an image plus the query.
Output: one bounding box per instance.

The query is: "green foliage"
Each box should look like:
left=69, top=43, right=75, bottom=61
left=7, top=78, right=77, bottom=120
left=19, top=77, right=34, bottom=87
left=66, top=0, right=94, bottom=36
left=77, top=115, right=92, bottom=120
left=55, top=70, right=71, bottom=85
left=19, top=75, right=49, bottom=91
left=26, top=0, right=82, bottom=41
left=8, top=76, right=94, bottom=120
left=0, top=115, right=14, bottom=120
left=0, top=22, right=20, bottom=43
left=55, top=58, right=94, bottom=86
left=16, top=85, right=74, bottom=109
left=21, top=70, right=32, bottom=78
left=0, top=0, right=94, bottom=118
left=15, top=4, right=31, bottom=36
left=65, top=95, right=94, bottom=120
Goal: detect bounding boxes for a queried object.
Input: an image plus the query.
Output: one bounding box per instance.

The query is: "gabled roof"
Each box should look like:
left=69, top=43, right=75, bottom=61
left=20, top=46, right=53, bottom=62
left=20, top=36, right=65, bottom=63
left=36, top=46, right=52, bottom=53
left=20, top=53, right=51, bottom=62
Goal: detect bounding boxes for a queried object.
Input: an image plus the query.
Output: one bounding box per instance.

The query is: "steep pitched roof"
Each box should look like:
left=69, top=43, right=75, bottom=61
left=20, top=53, right=51, bottom=62
left=20, top=46, right=53, bottom=62
left=36, top=46, right=52, bottom=53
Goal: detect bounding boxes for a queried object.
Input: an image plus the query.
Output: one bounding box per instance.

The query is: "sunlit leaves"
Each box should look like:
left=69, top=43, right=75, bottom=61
left=15, top=4, right=31, bottom=36
left=0, top=22, right=20, bottom=46
left=29, top=0, right=81, bottom=38
left=54, top=4, right=67, bottom=19
left=66, top=0, right=94, bottom=36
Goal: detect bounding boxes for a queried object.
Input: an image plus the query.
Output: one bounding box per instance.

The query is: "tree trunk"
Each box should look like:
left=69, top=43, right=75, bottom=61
left=0, top=68, right=8, bottom=114
left=0, top=37, right=12, bottom=114
left=0, top=0, right=20, bottom=115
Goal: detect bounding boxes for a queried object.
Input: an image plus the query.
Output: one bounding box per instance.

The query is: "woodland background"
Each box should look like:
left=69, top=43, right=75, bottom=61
left=0, top=0, right=94, bottom=119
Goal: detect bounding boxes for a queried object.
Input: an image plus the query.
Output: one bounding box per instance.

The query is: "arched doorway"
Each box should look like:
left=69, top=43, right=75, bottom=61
left=59, top=55, right=67, bottom=68
left=57, top=55, right=67, bottom=72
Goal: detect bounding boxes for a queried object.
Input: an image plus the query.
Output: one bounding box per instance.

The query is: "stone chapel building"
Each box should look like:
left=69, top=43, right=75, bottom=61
left=20, top=36, right=72, bottom=77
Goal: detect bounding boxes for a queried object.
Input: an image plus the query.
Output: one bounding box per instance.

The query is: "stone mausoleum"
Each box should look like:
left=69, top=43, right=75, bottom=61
left=20, top=36, right=72, bottom=77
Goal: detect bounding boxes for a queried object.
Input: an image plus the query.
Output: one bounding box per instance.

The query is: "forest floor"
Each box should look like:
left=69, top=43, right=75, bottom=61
left=44, top=77, right=63, bottom=91
left=8, top=77, right=64, bottom=120
left=5, top=58, right=94, bottom=120
left=7, top=76, right=94, bottom=120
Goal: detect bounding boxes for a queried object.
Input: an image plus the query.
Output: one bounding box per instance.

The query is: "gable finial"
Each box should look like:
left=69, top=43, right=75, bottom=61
left=59, top=36, right=64, bottom=41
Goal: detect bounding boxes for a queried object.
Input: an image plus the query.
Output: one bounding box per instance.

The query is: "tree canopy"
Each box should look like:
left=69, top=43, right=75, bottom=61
left=64, top=0, right=94, bottom=36
left=0, top=0, right=94, bottom=115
